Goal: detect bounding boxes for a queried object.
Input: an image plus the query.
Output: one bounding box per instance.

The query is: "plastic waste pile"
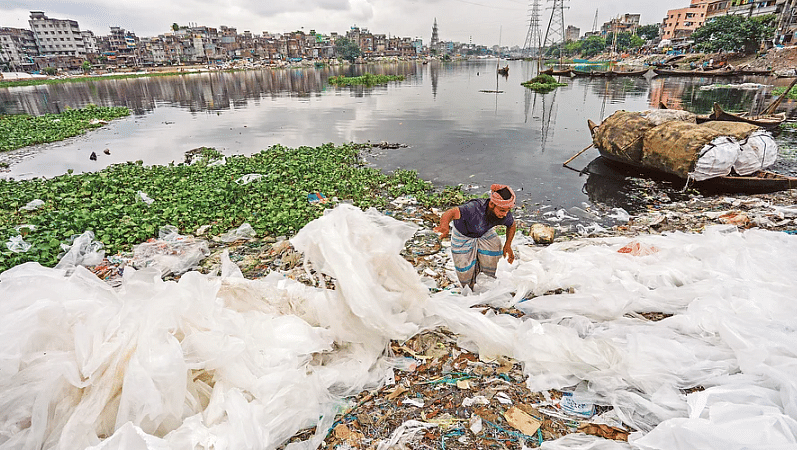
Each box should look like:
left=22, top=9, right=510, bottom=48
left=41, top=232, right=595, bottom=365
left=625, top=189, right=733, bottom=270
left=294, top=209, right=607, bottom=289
left=1, top=204, right=797, bottom=450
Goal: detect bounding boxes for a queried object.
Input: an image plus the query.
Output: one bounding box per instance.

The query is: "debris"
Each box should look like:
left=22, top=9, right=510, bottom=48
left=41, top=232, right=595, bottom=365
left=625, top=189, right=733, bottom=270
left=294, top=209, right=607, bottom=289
left=19, top=199, right=44, bottom=211
left=577, top=423, right=629, bottom=441
left=617, top=241, right=659, bottom=256
left=103, top=148, right=110, bottom=155
left=529, top=223, right=556, bottom=244
left=137, top=191, right=154, bottom=205
left=89, top=151, right=97, bottom=161
left=503, top=405, right=542, bottom=436
left=308, top=192, right=328, bottom=204
left=5, top=235, right=31, bottom=253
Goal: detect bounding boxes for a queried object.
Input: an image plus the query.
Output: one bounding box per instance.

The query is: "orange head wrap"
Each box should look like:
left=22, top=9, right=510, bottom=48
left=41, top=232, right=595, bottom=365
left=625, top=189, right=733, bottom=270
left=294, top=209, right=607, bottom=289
left=490, top=184, right=515, bottom=209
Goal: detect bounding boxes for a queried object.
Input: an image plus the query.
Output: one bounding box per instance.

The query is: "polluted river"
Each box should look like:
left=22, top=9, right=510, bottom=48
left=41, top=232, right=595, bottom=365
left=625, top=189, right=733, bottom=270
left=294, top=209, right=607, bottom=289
left=1, top=60, right=797, bottom=450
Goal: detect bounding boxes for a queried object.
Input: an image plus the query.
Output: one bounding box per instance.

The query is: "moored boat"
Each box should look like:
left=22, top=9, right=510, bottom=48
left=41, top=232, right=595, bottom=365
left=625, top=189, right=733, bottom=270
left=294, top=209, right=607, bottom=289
left=586, top=112, right=797, bottom=194
left=708, top=103, right=786, bottom=132
left=611, top=68, right=649, bottom=76
left=542, top=67, right=572, bottom=76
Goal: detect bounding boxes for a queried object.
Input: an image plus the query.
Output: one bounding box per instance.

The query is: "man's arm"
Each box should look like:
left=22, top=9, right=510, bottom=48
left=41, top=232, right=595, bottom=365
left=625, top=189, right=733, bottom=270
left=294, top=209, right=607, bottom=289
left=503, top=221, right=516, bottom=263
left=433, top=206, right=461, bottom=239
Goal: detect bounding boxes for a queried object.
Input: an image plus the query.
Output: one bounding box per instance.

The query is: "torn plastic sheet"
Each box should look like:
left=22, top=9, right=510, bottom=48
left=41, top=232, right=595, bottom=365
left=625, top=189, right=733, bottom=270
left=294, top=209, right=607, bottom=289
left=1, top=206, right=797, bottom=450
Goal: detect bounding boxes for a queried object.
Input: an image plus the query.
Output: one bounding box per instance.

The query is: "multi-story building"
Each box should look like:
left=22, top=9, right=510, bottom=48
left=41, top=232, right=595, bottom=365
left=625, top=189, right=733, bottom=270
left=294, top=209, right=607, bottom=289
left=565, top=25, right=581, bottom=41
left=601, top=14, right=641, bottom=35
left=28, top=11, right=85, bottom=57
left=661, top=0, right=709, bottom=41
left=0, top=27, right=38, bottom=71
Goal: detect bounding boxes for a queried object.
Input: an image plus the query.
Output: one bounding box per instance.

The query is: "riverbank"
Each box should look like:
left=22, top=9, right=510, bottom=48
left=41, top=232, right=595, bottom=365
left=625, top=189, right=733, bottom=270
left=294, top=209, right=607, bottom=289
left=3, top=175, right=796, bottom=449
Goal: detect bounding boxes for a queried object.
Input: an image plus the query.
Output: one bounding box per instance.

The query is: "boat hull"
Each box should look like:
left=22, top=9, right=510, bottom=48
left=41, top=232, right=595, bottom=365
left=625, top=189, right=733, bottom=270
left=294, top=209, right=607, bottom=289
left=593, top=152, right=797, bottom=194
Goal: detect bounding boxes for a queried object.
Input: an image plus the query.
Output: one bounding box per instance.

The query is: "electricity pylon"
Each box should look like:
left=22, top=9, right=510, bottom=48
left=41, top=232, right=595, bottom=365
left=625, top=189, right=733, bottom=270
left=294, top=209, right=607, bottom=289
left=522, top=0, right=543, bottom=58
left=542, top=0, right=568, bottom=55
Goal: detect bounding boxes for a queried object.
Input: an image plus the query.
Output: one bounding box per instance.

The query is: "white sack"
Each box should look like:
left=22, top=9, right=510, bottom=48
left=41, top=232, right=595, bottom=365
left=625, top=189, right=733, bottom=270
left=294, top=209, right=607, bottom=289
left=732, top=130, right=779, bottom=175
left=691, top=136, right=739, bottom=181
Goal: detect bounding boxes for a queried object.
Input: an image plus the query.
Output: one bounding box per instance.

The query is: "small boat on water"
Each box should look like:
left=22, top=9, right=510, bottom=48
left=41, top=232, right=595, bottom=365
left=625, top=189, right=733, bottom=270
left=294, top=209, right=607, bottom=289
left=708, top=103, right=786, bottom=132
left=541, top=67, right=572, bottom=76
left=612, top=68, right=650, bottom=76
left=571, top=69, right=614, bottom=77
left=653, top=68, right=738, bottom=77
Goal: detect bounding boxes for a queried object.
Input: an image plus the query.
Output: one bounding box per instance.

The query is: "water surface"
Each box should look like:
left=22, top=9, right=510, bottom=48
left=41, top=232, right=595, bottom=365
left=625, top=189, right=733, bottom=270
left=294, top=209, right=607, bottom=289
left=2, top=61, right=795, bottom=218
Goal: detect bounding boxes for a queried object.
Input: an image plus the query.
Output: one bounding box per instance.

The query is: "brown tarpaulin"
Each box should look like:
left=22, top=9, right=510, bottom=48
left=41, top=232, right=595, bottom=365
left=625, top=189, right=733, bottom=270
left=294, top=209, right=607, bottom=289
left=642, top=121, right=722, bottom=179
left=592, top=111, right=654, bottom=164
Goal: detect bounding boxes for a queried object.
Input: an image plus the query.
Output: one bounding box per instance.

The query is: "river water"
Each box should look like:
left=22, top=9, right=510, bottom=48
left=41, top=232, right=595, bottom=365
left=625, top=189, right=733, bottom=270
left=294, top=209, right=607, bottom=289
left=2, top=60, right=796, bottom=218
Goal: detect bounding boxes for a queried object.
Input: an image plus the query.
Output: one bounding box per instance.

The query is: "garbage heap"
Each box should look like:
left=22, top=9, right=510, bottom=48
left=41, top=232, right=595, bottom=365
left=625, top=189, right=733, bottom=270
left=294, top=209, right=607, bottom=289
left=591, top=110, right=778, bottom=181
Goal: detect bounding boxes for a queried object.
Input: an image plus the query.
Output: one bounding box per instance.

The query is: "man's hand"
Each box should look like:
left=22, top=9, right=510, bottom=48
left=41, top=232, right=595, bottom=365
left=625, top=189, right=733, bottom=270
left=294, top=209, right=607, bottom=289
left=503, top=245, right=515, bottom=264
left=433, top=223, right=450, bottom=239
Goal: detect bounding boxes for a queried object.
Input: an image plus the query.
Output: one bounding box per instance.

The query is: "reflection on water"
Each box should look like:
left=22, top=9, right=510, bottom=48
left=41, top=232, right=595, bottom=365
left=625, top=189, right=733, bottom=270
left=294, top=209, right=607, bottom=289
left=1, top=60, right=794, bottom=221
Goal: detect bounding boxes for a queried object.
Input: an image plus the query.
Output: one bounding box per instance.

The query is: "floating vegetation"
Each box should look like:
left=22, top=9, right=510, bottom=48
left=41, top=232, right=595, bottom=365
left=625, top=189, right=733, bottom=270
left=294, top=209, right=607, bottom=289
left=328, top=73, right=405, bottom=86
left=0, top=71, right=214, bottom=88
left=0, top=143, right=459, bottom=272
left=0, top=105, right=130, bottom=152
left=773, top=85, right=797, bottom=100
left=521, top=74, right=567, bottom=93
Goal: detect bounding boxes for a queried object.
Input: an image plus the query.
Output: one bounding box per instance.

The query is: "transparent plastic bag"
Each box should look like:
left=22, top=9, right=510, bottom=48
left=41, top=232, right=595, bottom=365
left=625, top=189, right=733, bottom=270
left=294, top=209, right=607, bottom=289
left=132, top=226, right=209, bottom=276
left=55, top=231, right=105, bottom=272
left=220, top=223, right=256, bottom=242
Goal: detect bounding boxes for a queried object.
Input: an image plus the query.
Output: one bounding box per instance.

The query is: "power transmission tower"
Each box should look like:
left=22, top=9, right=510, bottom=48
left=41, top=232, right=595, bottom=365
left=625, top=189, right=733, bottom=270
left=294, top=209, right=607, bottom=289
left=522, top=0, right=543, bottom=58
left=542, top=0, right=568, bottom=55
left=592, top=9, right=598, bottom=33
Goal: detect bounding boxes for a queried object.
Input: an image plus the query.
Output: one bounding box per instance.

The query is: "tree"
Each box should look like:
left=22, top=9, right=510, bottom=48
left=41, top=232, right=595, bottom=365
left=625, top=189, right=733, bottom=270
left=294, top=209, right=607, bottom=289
left=564, top=40, right=583, bottom=56
left=636, top=24, right=660, bottom=42
left=606, top=32, right=644, bottom=52
left=81, top=60, right=91, bottom=73
left=172, top=23, right=180, bottom=32
left=335, top=37, right=361, bottom=62
left=581, top=35, right=606, bottom=57
left=42, top=66, right=57, bottom=76
left=691, top=14, right=775, bottom=54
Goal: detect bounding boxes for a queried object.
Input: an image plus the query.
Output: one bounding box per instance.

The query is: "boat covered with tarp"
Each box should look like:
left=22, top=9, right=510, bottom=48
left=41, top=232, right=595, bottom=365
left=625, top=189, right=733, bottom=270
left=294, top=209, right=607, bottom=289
left=587, top=110, right=797, bottom=192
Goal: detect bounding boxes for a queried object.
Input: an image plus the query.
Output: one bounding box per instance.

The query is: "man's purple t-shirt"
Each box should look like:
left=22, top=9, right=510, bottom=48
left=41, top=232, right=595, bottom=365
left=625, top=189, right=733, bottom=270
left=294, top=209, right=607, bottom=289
left=452, top=198, right=514, bottom=238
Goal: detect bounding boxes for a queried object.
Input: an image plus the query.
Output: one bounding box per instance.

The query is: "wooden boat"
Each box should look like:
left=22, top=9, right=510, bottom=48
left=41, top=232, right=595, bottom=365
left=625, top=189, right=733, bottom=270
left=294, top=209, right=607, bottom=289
left=497, top=65, right=509, bottom=75
left=571, top=68, right=615, bottom=77
left=653, top=68, right=738, bottom=77
left=585, top=155, right=797, bottom=194
left=611, top=68, right=650, bottom=76
left=708, top=103, right=785, bottom=132
left=586, top=118, right=797, bottom=194
left=737, top=68, right=773, bottom=76
left=652, top=68, right=697, bottom=76
left=542, top=67, right=572, bottom=76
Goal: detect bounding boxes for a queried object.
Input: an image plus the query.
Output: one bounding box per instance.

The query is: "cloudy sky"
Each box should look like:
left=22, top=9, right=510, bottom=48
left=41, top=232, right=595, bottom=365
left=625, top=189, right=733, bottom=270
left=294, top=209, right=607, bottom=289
left=1, top=0, right=674, bottom=48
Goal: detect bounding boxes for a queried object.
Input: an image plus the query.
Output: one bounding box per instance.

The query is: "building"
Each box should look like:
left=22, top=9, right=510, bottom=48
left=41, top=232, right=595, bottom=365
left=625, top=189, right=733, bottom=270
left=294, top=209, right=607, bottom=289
left=601, top=14, right=641, bottom=35
left=661, top=0, right=709, bottom=42
left=565, top=25, right=581, bottom=41
left=0, top=27, right=38, bottom=71
left=28, top=11, right=85, bottom=57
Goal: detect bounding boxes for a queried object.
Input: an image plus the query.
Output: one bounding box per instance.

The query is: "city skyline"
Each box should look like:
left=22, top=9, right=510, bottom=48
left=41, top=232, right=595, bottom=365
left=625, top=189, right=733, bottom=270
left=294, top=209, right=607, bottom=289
left=0, top=0, right=674, bottom=47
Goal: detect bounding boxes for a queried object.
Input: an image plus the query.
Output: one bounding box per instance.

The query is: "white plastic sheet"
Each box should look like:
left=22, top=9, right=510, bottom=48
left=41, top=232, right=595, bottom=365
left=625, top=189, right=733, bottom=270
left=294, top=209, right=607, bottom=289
left=2, top=206, right=797, bottom=450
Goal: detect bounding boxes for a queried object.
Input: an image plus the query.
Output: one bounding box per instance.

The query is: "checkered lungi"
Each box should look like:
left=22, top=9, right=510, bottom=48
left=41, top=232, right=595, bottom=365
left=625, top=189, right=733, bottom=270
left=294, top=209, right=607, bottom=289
left=451, top=226, right=502, bottom=288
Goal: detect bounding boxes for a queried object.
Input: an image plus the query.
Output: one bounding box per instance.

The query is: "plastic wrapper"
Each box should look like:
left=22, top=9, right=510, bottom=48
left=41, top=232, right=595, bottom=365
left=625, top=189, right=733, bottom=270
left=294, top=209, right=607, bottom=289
left=220, top=223, right=256, bottom=242
left=20, top=199, right=45, bottom=211
left=5, top=234, right=31, bottom=253
left=2, top=207, right=797, bottom=450
left=131, top=225, right=209, bottom=276
left=54, top=231, right=105, bottom=273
